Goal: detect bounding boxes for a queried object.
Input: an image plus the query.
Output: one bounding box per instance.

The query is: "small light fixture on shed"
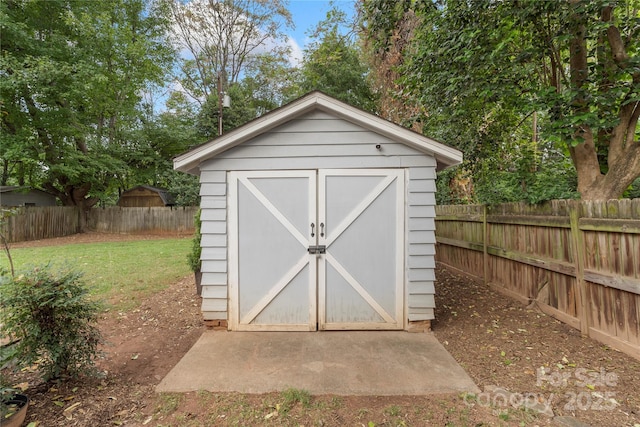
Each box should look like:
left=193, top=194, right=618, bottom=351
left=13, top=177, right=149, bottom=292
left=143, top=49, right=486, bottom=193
left=375, top=144, right=382, bottom=150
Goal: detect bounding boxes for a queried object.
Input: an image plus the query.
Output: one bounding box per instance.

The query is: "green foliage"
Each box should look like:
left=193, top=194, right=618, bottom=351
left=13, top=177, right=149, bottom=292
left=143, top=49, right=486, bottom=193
left=296, top=7, right=376, bottom=112
left=195, top=52, right=300, bottom=138
left=187, top=210, right=202, bottom=273
left=436, top=146, right=580, bottom=205
left=623, top=177, right=640, bottom=199
left=0, top=265, right=103, bottom=381
left=474, top=143, right=580, bottom=205
left=162, top=173, right=200, bottom=207
left=196, top=83, right=261, bottom=138
left=361, top=0, right=640, bottom=200
left=112, top=105, right=200, bottom=206
left=0, top=377, right=20, bottom=420
left=0, top=0, right=175, bottom=207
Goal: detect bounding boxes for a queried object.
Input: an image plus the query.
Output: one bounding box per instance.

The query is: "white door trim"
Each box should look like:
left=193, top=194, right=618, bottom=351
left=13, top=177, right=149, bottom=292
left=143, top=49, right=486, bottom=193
left=229, top=169, right=405, bottom=331
left=239, top=254, right=310, bottom=325
left=323, top=173, right=398, bottom=247
left=237, top=176, right=309, bottom=247
left=318, top=169, right=405, bottom=330
left=228, top=170, right=317, bottom=331
left=324, top=252, right=396, bottom=324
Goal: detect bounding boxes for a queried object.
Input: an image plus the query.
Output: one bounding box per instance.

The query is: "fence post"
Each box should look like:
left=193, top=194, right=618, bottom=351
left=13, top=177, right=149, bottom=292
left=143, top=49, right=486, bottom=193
left=569, top=201, right=590, bottom=336
left=482, top=204, right=488, bottom=286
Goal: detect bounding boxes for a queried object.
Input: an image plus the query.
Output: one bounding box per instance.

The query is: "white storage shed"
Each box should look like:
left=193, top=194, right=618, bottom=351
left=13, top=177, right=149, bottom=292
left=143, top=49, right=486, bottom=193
left=174, top=92, right=462, bottom=331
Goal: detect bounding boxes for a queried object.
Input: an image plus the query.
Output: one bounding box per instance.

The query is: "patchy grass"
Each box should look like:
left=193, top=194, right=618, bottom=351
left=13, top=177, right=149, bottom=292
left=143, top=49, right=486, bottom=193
left=148, top=392, right=516, bottom=427
left=0, top=238, right=191, bottom=309
left=280, top=387, right=312, bottom=412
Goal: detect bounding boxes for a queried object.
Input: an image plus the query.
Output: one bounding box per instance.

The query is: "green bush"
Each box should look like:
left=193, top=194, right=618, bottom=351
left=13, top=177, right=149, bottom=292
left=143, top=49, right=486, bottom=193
left=187, top=209, right=202, bottom=273
left=0, top=265, right=103, bottom=381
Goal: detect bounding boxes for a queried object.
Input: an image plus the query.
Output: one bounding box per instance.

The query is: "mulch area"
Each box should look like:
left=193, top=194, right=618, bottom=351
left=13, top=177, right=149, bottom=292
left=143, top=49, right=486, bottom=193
left=433, top=265, right=640, bottom=427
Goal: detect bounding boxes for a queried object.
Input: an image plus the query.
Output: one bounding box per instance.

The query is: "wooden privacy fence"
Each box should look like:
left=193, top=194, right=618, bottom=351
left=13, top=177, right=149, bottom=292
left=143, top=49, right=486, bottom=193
left=435, top=199, right=640, bottom=360
left=1, top=206, right=82, bottom=243
left=1, top=206, right=198, bottom=243
left=87, top=206, right=198, bottom=234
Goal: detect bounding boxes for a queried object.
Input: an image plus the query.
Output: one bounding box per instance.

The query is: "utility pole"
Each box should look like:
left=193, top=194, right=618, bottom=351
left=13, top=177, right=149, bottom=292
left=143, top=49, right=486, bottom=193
left=217, top=72, right=223, bottom=136
left=217, top=72, right=231, bottom=136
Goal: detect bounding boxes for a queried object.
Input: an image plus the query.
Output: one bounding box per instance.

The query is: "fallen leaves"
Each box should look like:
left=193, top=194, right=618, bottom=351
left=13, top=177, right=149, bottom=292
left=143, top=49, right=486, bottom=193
left=63, top=402, right=82, bottom=420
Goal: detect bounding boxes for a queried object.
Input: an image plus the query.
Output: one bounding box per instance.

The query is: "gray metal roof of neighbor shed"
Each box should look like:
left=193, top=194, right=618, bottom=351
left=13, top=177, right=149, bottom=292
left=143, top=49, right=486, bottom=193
left=174, top=91, right=463, bottom=175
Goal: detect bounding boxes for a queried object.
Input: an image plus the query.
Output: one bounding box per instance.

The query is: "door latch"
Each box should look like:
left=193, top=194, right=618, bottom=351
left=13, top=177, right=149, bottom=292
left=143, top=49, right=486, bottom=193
left=307, top=245, right=326, bottom=254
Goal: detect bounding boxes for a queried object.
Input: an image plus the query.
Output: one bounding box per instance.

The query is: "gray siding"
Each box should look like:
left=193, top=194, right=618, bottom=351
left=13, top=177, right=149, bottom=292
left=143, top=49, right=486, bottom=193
left=200, top=111, right=437, bottom=171
left=199, top=170, right=228, bottom=320
left=407, top=166, right=437, bottom=321
left=0, top=189, right=56, bottom=207
left=197, top=110, right=439, bottom=326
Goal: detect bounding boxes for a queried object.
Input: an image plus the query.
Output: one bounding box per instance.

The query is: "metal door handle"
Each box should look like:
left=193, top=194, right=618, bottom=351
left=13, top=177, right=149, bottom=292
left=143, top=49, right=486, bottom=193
left=320, top=223, right=324, bottom=237
left=310, top=223, right=315, bottom=237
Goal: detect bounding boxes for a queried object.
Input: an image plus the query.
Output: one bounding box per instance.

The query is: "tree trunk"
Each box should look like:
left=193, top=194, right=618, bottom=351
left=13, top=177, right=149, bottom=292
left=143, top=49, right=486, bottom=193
left=44, top=182, right=97, bottom=231
left=573, top=132, right=640, bottom=200
left=567, top=1, right=640, bottom=200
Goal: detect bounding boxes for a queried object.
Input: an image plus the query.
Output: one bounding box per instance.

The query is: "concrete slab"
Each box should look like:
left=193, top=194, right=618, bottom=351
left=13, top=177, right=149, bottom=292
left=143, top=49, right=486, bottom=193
left=157, top=331, right=480, bottom=396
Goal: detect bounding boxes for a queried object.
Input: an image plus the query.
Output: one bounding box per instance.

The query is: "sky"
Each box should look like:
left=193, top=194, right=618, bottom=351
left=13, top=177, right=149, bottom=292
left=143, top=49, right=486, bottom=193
left=286, top=0, right=356, bottom=64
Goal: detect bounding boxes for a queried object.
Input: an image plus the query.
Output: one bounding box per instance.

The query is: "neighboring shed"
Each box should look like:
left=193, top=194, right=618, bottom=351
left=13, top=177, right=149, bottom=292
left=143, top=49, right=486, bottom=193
left=174, top=91, right=462, bottom=331
left=0, top=186, right=57, bottom=207
left=117, top=185, right=175, bottom=207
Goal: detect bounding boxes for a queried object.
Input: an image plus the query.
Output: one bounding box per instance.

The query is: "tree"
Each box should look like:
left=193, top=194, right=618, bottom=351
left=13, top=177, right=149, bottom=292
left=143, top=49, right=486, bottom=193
left=358, top=0, right=426, bottom=128
left=193, top=52, right=298, bottom=138
left=362, top=0, right=639, bottom=201
left=114, top=101, right=201, bottom=206
left=168, top=0, right=293, bottom=107
left=0, top=0, right=174, bottom=211
left=196, top=82, right=258, bottom=138
left=296, top=7, right=376, bottom=112
left=550, top=1, right=639, bottom=199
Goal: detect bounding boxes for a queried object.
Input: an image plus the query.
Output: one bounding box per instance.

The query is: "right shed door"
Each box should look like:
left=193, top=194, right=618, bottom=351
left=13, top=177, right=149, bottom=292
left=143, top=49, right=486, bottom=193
left=318, top=169, right=405, bottom=330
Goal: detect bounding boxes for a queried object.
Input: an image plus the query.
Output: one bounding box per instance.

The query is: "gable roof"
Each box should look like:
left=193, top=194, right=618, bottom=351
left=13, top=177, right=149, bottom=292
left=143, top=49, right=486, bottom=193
left=174, top=91, right=463, bottom=175
left=0, top=186, right=50, bottom=195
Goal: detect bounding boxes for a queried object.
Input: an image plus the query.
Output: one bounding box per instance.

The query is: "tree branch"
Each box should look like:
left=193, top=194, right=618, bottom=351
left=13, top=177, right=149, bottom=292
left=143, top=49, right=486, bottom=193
left=604, top=4, right=640, bottom=83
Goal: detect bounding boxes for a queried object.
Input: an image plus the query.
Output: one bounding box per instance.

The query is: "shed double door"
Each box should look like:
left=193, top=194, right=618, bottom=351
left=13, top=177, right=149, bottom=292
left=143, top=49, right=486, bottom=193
left=229, top=169, right=404, bottom=331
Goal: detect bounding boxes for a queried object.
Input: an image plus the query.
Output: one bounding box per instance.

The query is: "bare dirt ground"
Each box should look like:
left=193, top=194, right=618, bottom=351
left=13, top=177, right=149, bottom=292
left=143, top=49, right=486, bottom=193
left=4, top=233, right=640, bottom=427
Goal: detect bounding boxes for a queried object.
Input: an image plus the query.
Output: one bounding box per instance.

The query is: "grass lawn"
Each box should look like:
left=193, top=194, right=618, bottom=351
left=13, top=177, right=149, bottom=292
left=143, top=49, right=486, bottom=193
left=0, top=238, right=192, bottom=310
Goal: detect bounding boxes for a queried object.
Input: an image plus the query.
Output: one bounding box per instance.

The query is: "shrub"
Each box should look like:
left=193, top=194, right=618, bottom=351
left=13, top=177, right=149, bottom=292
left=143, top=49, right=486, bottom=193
left=187, top=209, right=202, bottom=273
left=0, top=265, right=103, bottom=381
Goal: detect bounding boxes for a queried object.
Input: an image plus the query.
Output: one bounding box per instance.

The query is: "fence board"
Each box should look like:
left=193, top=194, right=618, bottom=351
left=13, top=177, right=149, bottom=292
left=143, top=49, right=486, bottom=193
left=436, top=199, right=640, bottom=361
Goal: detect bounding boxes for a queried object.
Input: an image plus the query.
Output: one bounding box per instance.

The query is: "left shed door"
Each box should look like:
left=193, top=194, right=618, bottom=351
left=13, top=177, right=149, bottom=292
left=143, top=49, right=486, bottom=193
left=228, top=171, right=317, bottom=331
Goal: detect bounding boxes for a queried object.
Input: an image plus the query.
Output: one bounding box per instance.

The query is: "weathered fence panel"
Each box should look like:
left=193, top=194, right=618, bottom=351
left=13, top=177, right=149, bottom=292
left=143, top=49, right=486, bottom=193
left=433, top=204, right=485, bottom=282
left=1, top=206, right=82, bottom=242
left=87, top=206, right=198, bottom=234
left=435, top=199, right=640, bottom=360
left=1, top=206, right=198, bottom=243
